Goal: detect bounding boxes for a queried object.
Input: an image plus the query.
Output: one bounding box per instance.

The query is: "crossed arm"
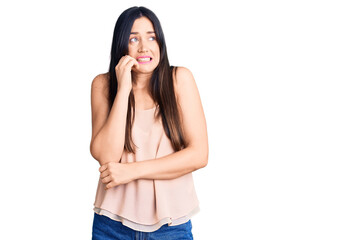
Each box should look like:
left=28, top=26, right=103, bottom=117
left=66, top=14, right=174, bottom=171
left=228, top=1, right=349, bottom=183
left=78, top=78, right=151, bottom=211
left=97, top=67, right=209, bottom=190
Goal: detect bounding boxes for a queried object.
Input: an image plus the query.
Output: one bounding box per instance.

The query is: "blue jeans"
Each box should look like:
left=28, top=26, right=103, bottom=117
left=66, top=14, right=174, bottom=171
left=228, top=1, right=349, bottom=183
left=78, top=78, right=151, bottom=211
left=92, top=212, right=194, bottom=240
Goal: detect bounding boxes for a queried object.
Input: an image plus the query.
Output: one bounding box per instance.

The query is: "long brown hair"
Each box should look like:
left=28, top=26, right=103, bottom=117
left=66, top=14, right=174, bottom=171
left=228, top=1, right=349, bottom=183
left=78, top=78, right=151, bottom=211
left=107, top=6, right=186, bottom=154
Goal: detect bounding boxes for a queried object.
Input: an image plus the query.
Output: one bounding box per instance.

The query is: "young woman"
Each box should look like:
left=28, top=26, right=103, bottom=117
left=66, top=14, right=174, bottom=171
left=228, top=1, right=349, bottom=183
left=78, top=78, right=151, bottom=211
left=90, top=6, right=208, bottom=239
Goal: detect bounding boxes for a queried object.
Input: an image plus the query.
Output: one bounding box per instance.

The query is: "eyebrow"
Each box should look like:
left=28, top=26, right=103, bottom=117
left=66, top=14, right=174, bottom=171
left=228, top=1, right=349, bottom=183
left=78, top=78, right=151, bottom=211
left=130, top=31, right=155, bottom=35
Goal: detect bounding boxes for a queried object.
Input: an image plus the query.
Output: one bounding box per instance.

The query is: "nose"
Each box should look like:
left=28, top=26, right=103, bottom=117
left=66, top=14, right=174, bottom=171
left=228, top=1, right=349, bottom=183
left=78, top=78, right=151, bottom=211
left=138, top=47, right=148, bottom=53
left=138, top=39, right=148, bottom=53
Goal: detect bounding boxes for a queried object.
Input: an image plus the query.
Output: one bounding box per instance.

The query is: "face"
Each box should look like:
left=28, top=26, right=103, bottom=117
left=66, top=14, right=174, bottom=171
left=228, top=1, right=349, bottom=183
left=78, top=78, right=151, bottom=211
left=128, top=17, right=160, bottom=73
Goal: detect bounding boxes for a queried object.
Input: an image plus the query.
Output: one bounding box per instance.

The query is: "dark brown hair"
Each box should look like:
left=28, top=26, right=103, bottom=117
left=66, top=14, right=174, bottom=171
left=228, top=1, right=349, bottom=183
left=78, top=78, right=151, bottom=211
left=107, top=6, right=186, bottom=153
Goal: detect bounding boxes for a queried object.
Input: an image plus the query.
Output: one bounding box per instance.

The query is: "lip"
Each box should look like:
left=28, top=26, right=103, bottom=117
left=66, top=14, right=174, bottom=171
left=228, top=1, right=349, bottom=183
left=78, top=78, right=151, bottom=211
left=136, top=55, right=153, bottom=64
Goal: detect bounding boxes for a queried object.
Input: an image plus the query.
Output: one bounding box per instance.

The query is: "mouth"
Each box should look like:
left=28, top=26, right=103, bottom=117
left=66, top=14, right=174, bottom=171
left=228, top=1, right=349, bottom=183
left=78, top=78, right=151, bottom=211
left=137, top=56, right=153, bottom=64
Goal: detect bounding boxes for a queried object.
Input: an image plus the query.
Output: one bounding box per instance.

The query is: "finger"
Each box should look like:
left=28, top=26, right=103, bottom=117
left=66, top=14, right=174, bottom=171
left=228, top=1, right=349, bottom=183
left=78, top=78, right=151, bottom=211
left=132, top=58, right=139, bottom=68
left=127, top=58, right=139, bottom=70
left=118, top=55, right=134, bottom=68
left=99, top=164, right=107, bottom=172
left=125, top=55, right=140, bottom=66
left=115, top=55, right=128, bottom=69
left=123, top=56, right=137, bottom=67
left=105, top=182, right=115, bottom=190
left=101, top=175, right=111, bottom=184
left=119, top=55, right=130, bottom=62
left=100, top=170, right=110, bottom=179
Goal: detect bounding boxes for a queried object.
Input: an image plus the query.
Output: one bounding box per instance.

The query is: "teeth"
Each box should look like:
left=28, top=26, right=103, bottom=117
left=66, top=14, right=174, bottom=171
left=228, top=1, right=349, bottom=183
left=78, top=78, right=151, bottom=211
left=137, top=58, right=151, bottom=62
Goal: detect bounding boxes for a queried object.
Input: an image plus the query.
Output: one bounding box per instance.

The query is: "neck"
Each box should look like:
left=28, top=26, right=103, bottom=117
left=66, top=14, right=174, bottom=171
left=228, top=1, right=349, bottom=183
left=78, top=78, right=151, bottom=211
left=132, top=71, right=153, bottom=91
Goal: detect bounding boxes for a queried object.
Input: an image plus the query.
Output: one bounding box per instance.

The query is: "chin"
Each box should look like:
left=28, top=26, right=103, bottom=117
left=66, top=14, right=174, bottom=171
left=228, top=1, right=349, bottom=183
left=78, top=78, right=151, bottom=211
left=136, top=64, right=159, bottom=73
left=134, top=68, right=154, bottom=74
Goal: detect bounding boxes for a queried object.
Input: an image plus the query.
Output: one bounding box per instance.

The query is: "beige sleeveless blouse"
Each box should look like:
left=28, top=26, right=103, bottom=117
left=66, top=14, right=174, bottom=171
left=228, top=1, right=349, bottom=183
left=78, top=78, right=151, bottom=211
left=93, top=105, right=200, bottom=232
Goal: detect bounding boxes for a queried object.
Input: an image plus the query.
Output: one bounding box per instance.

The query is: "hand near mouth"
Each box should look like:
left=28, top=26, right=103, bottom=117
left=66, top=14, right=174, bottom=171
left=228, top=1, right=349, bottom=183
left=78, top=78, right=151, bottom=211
left=132, top=58, right=140, bottom=71
left=115, top=55, right=140, bottom=92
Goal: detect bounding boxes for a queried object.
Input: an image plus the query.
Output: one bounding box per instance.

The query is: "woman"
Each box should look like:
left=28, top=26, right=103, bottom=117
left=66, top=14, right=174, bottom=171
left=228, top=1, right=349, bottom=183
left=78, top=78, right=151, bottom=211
left=90, top=6, right=208, bottom=239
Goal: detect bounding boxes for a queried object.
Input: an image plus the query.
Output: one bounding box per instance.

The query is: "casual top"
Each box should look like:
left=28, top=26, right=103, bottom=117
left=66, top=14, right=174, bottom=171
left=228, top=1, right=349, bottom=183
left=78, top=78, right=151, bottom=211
left=93, top=105, right=200, bottom=232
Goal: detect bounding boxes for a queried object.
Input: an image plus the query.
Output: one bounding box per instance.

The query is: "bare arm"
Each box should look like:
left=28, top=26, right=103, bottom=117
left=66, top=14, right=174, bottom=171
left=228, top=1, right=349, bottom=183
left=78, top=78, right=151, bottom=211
left=99, top=66, right=209, bottom=189
left=133, top=147, right=207, bottom=180
left=90, top=56, right=139, bottom=166
left=130, top=66, right=209, bottom=180
left=89, top=74, right=130, bottom=166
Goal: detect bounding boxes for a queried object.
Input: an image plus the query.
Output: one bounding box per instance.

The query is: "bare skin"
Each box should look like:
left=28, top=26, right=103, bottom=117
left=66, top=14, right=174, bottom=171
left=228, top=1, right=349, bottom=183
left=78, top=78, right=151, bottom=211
left=90, top=17, right=208, bottom=190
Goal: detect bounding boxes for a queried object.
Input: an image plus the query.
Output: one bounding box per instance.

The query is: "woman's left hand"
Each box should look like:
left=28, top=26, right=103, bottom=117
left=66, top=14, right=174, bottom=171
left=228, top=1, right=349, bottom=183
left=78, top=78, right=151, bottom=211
left=99, top=162, right=136, bottom=190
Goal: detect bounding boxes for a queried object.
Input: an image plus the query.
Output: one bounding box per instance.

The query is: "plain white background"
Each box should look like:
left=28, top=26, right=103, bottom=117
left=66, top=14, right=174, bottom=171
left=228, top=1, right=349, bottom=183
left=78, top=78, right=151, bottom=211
left=0, top=0, right=354, bottom=239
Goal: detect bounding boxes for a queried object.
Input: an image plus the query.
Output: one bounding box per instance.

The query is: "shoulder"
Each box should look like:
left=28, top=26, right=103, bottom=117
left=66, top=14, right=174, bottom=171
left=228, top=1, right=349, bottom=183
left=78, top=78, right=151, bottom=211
left=172, top=66, right=202, bottom=118
left=92, top=72, right=109, bottom=88
left=171, top=66, right=208, bottom=159
left=91, top=72, right=110, bottom=99
left=172, top=66, right=196, bottom=97
left=172, top=66, right=194, bottom=85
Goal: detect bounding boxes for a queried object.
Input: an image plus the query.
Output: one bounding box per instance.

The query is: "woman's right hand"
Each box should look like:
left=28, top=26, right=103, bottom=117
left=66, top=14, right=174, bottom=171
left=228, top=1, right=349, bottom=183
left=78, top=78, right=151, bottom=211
left=115, top=55, right=139, bottom=93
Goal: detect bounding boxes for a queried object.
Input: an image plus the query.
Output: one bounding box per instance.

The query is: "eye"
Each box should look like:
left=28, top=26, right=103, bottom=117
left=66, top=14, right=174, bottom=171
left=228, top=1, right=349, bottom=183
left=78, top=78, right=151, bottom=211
left=130, top=37, right=138, bottom=43
left=149, top=36, right=156, bottom=41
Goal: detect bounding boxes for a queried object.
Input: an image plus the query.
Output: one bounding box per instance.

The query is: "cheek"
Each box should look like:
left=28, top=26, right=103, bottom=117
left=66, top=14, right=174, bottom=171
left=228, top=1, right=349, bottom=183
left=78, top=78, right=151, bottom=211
left=128, top=44, right=137, bottom=54
left=154, top=47, right=160, bottom=59
left=154, top=53, right=160, bottom=63
left=127, top=47, right=133, bottom=55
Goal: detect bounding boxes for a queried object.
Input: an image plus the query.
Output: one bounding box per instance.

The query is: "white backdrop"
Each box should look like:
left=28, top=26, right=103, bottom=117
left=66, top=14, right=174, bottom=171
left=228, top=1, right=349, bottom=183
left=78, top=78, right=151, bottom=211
left=0, top=0, right=354, bottom=239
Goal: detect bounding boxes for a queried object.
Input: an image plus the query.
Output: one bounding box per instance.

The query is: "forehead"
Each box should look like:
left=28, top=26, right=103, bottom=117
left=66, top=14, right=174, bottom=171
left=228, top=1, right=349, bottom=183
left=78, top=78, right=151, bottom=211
left=131, top=16, right=155, bottom=33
